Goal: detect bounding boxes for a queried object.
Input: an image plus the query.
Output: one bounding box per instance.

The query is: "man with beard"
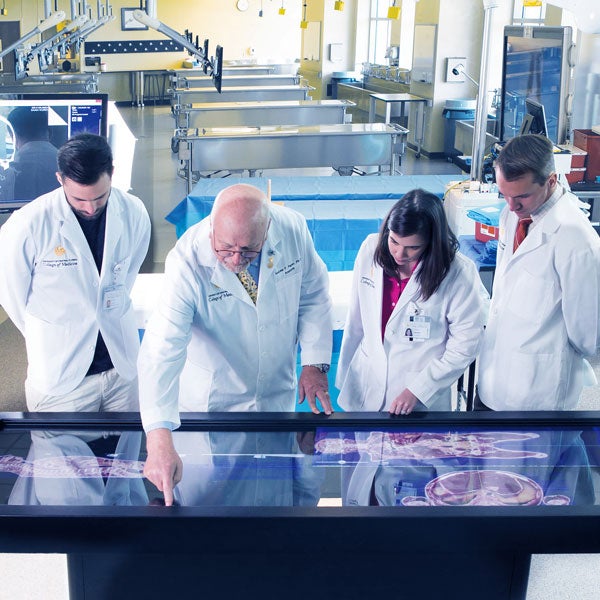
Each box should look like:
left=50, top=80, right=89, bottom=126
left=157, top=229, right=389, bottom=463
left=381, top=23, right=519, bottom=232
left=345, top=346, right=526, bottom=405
left=0, top=133, right=150, bottom=412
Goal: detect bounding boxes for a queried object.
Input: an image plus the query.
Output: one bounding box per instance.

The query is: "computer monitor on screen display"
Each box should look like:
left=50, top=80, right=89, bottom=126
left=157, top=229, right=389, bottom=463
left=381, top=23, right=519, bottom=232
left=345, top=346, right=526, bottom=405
left=0, top=93, right=108, bottom=209
left=519, top=98, right=549, bottom=138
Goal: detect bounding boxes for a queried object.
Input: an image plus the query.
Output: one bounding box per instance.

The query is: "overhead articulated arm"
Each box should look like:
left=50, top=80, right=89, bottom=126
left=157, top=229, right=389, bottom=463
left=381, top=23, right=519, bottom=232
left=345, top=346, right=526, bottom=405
left=132, top=9, right=223, bottom=91
left=0, top=11, right=66, bottom=60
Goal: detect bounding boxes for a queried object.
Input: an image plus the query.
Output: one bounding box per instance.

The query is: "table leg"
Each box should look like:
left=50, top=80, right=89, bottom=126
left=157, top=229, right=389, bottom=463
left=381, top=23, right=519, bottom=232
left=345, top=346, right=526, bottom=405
left=368, top=96, right=376, bottom=123
left=415, top=101, right=426, bottom=158
left=134, top=71, right=145, bottom=108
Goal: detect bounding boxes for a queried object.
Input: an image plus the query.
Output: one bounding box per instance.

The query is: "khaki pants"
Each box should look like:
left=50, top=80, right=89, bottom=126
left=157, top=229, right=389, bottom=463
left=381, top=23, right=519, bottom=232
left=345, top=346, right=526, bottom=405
left=25, top=369, right=138, bottom=412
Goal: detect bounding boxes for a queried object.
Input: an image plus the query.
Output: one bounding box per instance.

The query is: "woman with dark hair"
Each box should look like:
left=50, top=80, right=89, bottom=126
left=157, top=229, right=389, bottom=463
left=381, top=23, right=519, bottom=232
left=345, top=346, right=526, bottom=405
left=336, top=188, right=488, bottom=415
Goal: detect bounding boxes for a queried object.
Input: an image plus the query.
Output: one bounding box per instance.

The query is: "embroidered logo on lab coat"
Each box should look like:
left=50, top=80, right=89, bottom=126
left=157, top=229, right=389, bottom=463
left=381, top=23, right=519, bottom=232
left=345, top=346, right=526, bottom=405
left=208, top=290, right=233, bottom=303
left=42, top=246, right=78, bottom=268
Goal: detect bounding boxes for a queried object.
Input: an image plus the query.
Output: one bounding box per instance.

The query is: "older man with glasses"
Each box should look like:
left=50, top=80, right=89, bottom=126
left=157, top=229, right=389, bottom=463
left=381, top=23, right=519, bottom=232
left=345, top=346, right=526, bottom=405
left=138, top=183, right=333, bottom=504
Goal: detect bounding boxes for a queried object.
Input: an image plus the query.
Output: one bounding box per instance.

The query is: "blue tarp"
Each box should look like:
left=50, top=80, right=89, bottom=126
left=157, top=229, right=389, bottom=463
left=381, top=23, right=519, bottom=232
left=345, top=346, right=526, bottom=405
left=466, top=204, right=505, bottom=227
left=166, top=174, right=462, bottom=236
left=165, top=175, right=462, bottom=269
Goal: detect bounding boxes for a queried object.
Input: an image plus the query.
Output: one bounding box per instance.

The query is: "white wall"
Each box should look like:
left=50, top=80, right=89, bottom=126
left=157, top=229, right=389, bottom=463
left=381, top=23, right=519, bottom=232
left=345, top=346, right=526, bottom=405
left=409, top=0, right=512, bottom=155
left=300, top=0, right=359, bottom=100
left=1, top=0, right=302, bottom=72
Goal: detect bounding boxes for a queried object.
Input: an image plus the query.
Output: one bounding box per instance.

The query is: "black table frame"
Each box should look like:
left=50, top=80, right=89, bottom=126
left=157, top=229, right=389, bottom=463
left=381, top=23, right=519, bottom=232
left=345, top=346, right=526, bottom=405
left=1, top=411, right=600, bottom=599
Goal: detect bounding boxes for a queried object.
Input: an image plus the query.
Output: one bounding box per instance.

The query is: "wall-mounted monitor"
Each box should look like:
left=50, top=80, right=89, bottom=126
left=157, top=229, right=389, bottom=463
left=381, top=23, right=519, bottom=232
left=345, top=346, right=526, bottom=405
left=519, top=98, right=548, bottom=137
left=0, top=92, right=108, bottom=145
left=500, top=26, right=572, bottom=144
left=0, top=93, right=108, bottom=209
left=213, top=45, right=223, bottom=93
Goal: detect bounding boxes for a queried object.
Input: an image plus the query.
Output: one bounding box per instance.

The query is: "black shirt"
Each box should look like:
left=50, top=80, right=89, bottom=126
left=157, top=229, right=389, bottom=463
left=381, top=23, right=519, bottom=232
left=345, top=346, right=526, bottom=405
left=74, top=206, right=114, bottom=376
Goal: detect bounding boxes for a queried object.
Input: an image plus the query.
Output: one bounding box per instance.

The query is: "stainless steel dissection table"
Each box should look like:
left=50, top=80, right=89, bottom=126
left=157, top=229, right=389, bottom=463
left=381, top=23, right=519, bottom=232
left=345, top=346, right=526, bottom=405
left=177, top=122, right=408, bottom=191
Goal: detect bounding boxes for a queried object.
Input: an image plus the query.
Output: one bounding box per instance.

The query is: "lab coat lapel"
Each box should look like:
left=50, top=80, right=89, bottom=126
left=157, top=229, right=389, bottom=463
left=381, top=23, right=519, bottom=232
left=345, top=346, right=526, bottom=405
left=211, top=261, right=254, bottom=306
left=56, top=191, right=96, bottom=270
left=257, top=233, right=281, bottom=290
left=373, top=263, right=384, bottom=330
left=510, top=220, right=544, bottom=257
left=506, top=207, right=559, bottom=269
left=100, top=192, right=124, bottom=281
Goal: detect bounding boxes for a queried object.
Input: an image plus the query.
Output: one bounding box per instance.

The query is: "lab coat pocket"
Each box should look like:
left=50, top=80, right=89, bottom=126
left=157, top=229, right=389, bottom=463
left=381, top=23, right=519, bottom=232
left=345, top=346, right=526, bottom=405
left=506, top=351, right=561, bottom=410
left=506, top=268, right=554, bottom=324
left=23, top=314, right=68, bottom=375
left=338, top=343, right=380, bottom=411
left=110, top=257, right=131, bottom=286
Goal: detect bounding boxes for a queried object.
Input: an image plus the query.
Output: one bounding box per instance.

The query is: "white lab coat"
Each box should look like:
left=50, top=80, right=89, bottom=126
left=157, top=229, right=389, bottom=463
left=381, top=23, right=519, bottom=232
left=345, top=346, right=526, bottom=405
left=138, top=203, right=332, bottom=428
left=336, top=234, right=487, bottom=411
left=0, top=186, right=151, bottom=395
left=478, top=187, right=600, bottom=411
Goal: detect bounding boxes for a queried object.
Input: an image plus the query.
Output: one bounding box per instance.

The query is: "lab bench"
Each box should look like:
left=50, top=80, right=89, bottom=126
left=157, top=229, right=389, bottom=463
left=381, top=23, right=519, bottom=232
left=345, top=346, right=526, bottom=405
left=170, top=99, right=354, bottom=153
left=170, top=73, right=301, bottom=89
left=175, top=123, right=408, bottom=192
left=170, top=84, right=313, bottom=107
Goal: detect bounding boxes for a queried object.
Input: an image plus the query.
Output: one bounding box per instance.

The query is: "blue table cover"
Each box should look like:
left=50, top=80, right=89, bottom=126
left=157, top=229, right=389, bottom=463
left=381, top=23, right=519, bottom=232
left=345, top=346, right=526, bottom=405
left=165, top=175, right=462, bottom=270
left=166, top=175, right=461, bottom=235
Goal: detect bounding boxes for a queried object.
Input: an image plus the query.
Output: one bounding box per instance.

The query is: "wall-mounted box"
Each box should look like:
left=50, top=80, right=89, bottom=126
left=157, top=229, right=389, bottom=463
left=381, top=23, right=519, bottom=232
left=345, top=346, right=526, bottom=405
left=446, top=57, right=466, bottom=83
left=329, top=43, right=343, bottom=63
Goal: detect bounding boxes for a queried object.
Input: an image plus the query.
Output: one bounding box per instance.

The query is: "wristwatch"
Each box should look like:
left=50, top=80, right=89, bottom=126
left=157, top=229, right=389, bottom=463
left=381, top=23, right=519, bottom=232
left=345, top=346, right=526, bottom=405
left=305, top=363, right=330, bottom=373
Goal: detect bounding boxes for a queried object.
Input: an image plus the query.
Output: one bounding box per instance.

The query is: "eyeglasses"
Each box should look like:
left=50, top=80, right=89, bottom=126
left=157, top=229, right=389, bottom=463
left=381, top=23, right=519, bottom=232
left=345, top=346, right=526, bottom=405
left=213, top=249, right=261, bottom=259
left=210, top=218, right=271, bottom=260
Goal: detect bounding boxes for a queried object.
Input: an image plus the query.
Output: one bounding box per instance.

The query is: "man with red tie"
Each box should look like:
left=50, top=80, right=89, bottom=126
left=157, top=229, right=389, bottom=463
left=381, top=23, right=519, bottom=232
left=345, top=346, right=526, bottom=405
left=477, top=134, right=600, bottom=411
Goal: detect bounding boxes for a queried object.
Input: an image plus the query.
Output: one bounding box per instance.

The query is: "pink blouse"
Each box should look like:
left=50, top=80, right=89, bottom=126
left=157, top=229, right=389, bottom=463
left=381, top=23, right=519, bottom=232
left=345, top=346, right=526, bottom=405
left=381, top=273, right=410, bottom=340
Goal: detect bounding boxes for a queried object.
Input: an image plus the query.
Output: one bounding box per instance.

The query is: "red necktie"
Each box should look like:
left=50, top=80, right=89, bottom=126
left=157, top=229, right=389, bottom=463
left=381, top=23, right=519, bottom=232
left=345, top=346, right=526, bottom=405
left=513, top=217, right=532, bottom=252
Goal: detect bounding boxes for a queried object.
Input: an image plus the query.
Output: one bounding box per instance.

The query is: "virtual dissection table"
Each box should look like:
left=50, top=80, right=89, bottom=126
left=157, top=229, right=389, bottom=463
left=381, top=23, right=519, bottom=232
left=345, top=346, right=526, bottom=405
left=1, top=411, right=599, bottom=600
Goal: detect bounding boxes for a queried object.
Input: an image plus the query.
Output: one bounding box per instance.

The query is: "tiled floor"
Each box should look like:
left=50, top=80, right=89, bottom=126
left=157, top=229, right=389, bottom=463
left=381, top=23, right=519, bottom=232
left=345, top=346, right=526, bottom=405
left=1, top=105, right=600, bottom=599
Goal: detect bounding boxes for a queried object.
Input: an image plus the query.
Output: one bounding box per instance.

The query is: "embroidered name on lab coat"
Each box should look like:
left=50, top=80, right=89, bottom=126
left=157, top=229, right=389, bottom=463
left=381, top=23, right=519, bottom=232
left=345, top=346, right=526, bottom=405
left=208, top=290, right=233, bottom=303
left=360, top=276, right=375, bottom=288
left=274, top=259, right=300, bottom=279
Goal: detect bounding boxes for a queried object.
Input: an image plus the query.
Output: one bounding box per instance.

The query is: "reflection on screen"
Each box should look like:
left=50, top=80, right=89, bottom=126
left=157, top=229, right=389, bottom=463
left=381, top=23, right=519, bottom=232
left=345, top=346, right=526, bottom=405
left=0, top=93, right=108, bottom=208
left=1, top=425, right=599, bottom=510
left=501, top=30, right=567, bottom=144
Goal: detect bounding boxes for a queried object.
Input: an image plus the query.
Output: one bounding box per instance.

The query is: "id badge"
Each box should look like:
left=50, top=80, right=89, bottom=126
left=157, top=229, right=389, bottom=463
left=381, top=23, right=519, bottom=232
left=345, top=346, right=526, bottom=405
left=103, top=285, right=124, bottom=311
left=404, top=314, right=431, bottom=341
